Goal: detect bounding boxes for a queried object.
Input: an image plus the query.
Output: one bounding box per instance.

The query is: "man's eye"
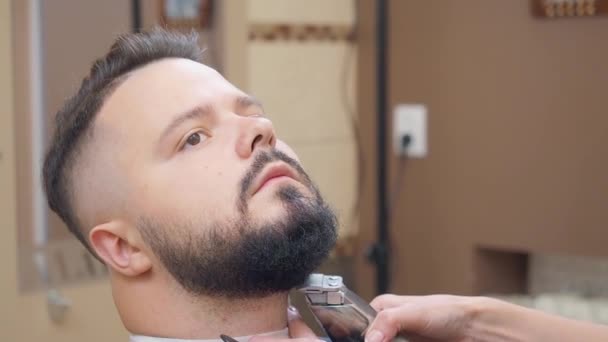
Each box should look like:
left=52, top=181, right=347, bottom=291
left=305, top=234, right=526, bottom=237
left=186, top=132, right=201, bottom=146
left=183, top=131, right=206, bottom=149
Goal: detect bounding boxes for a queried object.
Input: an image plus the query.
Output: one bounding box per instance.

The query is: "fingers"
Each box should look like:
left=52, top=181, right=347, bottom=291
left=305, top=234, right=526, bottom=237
left=365, top=306, right=425, bottom=342
left=370, top=294, right=417, bottom=312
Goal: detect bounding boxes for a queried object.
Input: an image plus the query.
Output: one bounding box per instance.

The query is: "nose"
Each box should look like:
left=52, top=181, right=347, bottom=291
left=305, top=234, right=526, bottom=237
left=235, top=116, right=277, bottom=159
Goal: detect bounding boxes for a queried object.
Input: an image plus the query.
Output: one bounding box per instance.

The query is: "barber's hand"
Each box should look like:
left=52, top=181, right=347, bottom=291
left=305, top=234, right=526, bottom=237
left=250, top=306, right=323, bottom=342
left=366, top=294, right=481, bottom=342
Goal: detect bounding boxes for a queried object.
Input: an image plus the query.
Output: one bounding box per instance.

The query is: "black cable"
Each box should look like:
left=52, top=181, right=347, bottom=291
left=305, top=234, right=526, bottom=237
left=375, top=0, right=390, bottom=295
left=389, top=136, right=411, bottom=216
left=131, top=0, right=142, bottom=33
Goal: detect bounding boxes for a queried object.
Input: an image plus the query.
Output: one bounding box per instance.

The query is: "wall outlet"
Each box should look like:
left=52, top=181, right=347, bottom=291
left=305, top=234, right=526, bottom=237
left=393, top=104, right=427, bottom=157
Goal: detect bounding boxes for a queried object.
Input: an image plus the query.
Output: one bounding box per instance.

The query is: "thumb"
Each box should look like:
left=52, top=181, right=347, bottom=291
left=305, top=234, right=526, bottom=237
left=288, top=306, right=317, bottom=339
left=365, top=306, right=425, bottom=342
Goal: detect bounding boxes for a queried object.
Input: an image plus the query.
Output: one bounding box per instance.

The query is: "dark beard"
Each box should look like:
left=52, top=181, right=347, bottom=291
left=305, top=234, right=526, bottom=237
left=138, top=150, right=338, bottom=298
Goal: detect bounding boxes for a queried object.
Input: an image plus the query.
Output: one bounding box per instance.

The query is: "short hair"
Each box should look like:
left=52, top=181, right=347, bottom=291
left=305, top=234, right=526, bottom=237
left=43, top=29, right=203, bottom=255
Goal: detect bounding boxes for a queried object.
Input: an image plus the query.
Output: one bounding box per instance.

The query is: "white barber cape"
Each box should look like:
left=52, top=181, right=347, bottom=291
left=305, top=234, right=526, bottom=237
left=129, top=328, right=289, bottom=342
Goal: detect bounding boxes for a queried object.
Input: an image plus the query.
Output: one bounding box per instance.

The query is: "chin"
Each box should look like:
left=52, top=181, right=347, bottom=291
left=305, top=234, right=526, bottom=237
left=249, top=185, right=312, bottom=222
left=250, top=208, right=287, bottom=228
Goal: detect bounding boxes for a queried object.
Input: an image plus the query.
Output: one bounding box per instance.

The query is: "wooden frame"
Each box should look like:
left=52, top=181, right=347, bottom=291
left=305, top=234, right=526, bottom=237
left=532, top=0, right=608, bottom=17
left=160, top=0, right=213, bottom=30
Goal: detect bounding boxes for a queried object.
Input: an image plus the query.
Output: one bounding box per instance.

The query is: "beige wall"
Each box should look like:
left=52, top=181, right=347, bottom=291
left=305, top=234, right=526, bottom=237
left=356, top=0, right=608, bottom=299
left=248, top=0, right=354, bottom=24
left=246, top=0, right=359, bottom=242
left=0, top=0, right=19, bottom=329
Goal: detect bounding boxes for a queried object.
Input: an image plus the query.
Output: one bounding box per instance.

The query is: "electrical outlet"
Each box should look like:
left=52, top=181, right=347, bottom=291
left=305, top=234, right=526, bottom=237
left=393, top=104, right=427, bottom=157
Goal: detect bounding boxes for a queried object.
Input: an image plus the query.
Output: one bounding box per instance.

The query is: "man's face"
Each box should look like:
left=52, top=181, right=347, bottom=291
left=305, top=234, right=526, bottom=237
left=95, top=58, right=337, bottom=297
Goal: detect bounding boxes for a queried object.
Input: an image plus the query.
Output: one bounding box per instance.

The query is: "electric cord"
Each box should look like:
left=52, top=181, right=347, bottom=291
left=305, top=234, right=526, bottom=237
left=341, top=40, right=365, bottom=236
left=388, top=135, right=411, bottom=220
left=365, top=135, right=411, bottom=273
left=341, top=0, right=364, bottom=238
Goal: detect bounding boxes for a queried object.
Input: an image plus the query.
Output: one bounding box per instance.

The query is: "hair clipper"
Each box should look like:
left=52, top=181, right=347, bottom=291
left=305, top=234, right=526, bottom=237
left=297, top=273, right=380, bottom=342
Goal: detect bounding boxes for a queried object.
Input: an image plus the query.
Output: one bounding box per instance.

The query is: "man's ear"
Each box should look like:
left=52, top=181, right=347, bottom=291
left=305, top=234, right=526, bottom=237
left=89, top=221, right=152, bottom=277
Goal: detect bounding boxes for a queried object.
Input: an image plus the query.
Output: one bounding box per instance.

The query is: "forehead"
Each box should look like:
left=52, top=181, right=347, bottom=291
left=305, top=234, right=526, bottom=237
left=96, top=58, right=241, bottom=134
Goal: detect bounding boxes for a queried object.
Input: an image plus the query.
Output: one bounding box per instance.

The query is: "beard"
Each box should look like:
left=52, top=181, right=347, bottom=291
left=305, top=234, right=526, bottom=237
left=138, top=149, right=338, bottom=298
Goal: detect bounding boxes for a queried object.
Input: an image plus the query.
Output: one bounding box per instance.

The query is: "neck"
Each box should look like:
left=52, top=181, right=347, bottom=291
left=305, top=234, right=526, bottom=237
left=113, top=272, right=290, bottom=339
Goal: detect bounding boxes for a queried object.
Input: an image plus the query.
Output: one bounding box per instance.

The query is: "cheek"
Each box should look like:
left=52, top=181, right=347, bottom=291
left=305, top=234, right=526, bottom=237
left=276, top=140, right=301, bottom=162
left=133, top=161, right=243, bottom=223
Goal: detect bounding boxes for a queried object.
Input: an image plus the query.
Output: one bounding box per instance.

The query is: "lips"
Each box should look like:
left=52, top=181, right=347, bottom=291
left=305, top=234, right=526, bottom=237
left=251, top=163, right=299, bottom=195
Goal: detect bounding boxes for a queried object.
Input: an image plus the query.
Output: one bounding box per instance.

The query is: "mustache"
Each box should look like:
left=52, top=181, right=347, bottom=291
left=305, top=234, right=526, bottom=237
left=239, top=149, right=311, bottom=200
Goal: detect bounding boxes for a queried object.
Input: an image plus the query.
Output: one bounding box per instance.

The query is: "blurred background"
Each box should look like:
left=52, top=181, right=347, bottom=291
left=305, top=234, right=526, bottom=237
left=2, top=0, right=608, bottom=340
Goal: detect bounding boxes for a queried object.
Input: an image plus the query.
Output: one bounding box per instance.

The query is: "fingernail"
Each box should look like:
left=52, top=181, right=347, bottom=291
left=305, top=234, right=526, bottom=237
left=365, top=330, right=383, bottom=342
left=287, top=305, right=300, bottom=321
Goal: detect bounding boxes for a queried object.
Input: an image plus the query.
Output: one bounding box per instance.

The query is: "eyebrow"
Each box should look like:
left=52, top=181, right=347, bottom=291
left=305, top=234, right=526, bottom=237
left=158, top=95, right=264, bottom=144
left=236, top=95, right=264, bottom=112
left=159, top=105, right=212, bottom=143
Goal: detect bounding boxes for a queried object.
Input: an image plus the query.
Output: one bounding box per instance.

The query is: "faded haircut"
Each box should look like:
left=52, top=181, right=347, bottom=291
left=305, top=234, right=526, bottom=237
left=42, top=29, right=203, bottom=256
